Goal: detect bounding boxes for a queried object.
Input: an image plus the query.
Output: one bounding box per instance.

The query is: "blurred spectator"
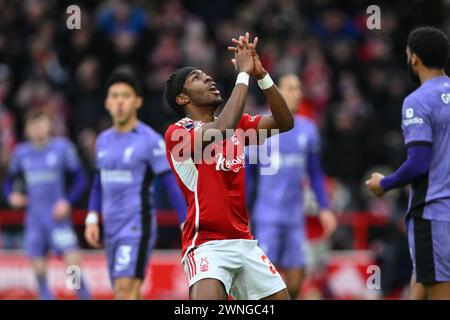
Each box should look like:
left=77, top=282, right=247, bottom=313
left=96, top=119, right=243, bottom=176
left=0, top=64, right=16, bottom=172
left=67, top=56, right=105, bottom=133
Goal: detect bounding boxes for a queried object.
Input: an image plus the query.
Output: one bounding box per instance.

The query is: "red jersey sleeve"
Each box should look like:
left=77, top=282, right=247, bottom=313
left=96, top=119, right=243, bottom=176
left=165, top=119, right=199, bottom=162
left=237, top=113, right=262, bottom=146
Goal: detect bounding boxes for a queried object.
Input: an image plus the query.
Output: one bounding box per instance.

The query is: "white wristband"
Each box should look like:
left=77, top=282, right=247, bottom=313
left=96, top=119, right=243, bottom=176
left=236, top=72, right=250, bottom=86
left=257, top=73, right=274, bottom=90
left=85, top=212, right=99, bottom=225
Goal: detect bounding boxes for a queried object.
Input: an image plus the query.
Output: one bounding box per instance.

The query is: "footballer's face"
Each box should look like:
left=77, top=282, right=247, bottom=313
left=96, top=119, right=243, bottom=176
left=26, top=116, right=51, bottom=143
left=406, top=46, right=421, bottom=84
left=177, top=69, right=223, bottom=110
left=105, top=82, right=142, bottom=125
left=279, top=74, right=303, bottom=113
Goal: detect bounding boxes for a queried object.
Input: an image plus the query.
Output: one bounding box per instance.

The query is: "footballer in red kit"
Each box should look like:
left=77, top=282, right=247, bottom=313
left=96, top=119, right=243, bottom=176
left=164, top=33, right=294, bottom=300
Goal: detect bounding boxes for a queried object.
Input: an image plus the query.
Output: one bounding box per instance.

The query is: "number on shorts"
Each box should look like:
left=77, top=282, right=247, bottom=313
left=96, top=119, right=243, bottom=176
left=52, top=228, right=76, bottom=249
left=261, top=255, right=277, bottom=275
left=115, top=245, right=132, bottom=271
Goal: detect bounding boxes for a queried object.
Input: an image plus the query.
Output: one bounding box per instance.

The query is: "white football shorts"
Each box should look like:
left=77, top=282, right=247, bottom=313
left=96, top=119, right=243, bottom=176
left=183, top=239, right=287, bottom=300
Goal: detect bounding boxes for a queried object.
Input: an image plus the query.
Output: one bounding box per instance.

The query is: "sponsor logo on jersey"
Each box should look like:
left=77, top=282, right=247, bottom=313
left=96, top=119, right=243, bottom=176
left=100, top=170, right=134, bottom=183
left=176, top=118, right=195, bottom=130
left=215, top=153, right=245, bottom=172
left=25, top=171, right=58, bottom=184
left=403, top=107, right=423, bottom=126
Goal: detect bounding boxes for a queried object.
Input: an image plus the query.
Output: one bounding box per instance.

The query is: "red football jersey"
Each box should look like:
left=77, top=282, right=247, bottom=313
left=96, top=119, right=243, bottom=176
left=165, top=114, right=262, bottom=259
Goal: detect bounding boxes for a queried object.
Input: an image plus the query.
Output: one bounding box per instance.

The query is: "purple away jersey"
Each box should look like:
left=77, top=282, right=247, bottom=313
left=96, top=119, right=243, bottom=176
left=250, top=115, right=321, bottom=226
left=95, top=122, right=170, bottom=281
left=247, top=116, right=321, bottom=268
left=8, top=137, right=82, bottom=224
left=402, top=75, right=450, bottom=221
left=95, top=122, right=170, bottom=238
left=8, top=137, right=82, bottom=256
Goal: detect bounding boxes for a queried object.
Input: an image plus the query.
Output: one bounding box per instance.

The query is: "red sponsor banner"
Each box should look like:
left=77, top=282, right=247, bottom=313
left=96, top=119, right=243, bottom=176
left=0, top=249, right=392, bottom=300
left=0, top=250, right=188, bottom=300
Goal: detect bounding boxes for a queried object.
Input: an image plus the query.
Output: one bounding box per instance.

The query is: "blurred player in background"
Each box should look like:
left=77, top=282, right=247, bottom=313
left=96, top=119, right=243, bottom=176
left=247, top=74, right=337, bottom=299
left=366, top=26, right=450, bottom=299
left=165, top=33, right=294, bottom=300
left=3, top=110, right=90, bottom=300
left=84, top=70, right=187, bottom=300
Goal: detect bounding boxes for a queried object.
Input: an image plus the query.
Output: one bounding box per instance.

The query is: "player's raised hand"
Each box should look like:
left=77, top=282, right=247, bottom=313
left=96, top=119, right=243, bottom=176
left=228, top=32, right=254, bottom=74
left=8, top=192, right=28, bottom=209
left=228, top=32, right=266, bottom=79
left=85, top=222, right=102, bottom=248
left=53, top=199, right=71, bottom=220
left=365, top=172, right=386, bottom=197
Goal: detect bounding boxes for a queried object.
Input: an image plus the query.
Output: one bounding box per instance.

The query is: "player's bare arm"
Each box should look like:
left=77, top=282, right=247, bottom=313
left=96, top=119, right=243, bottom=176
left=229, top=33, right=294, bottom=140
left=175, top=36, right=254, bottom=150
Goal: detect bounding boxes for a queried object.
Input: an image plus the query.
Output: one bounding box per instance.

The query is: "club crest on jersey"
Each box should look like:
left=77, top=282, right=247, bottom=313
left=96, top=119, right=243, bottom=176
left=231, top=134, right=240, bottom=146
left=123, top=147, right=134, bottom=163
left=200, top=257, right=209, bottom=272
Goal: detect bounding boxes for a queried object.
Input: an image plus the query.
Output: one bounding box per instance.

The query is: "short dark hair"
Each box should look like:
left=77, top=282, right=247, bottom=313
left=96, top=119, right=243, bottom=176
left=24, top=109, right=50, bottom=125
left=106, top=69, right=142, bottom=96
left=407, top=26, right=449, bottom=69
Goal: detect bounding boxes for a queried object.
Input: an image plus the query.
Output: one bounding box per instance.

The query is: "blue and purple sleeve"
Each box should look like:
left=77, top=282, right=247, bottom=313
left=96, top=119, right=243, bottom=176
left=307, top=152, right=329, bottom=209
left=159, top=171, right=187, bottom=223
left=3, top=147, right=22, bottom=200
left=88, top=171, right=102, bottom=213
left=307, top=124, right=329, bottom=209
left=3, top=172, right=15, bottom=201
left=63, top=140, right=88, bottom=205
left=401, top=95, right=432, bottom=145
left=245, top=145, right=259, bottom=212
left=380, top=144, right=431, bottom=191
left=66, top=168, right=88, bottom=205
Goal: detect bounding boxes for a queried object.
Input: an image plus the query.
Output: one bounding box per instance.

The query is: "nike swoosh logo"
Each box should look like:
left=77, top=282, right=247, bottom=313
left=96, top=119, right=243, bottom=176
left=98, top=151, right=108, bottom=158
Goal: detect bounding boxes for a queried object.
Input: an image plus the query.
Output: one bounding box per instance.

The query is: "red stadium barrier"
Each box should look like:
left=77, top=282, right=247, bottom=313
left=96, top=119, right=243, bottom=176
left=0, top=250, right=188, bottom=300
left=0, top=209, right=180, bottom=227
left=0, top=209, right=388, bottom=250
left=0, top=210, right=398, bottom=299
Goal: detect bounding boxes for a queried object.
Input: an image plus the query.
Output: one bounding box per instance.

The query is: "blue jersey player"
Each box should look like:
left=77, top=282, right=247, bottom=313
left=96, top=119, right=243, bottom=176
left=247, top=74, right=337, bottom=299
left=3, top=110, right=90, bottom=300
left=84, top=70, right=187, bottom=300
left=366, top=27, right=450, bottom=299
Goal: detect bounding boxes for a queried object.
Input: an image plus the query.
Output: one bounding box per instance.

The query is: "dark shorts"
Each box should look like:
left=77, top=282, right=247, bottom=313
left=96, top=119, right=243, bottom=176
left=252, top=223, right=307, bottom=269
left=407, top=217, right=450, bottom=283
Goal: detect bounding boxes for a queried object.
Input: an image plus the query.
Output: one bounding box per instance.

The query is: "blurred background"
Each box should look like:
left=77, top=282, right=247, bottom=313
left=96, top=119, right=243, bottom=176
left=0, top=0, right=449, bottom=299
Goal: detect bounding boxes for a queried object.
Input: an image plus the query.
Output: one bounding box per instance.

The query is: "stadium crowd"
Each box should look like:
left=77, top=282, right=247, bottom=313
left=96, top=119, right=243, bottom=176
left=0, top=0, right=449, bottom=298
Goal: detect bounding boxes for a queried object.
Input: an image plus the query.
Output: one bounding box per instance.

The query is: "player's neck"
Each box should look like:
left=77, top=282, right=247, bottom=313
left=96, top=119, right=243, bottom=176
left=186, top=106, right=216, bottom=123
left=420, top=68, right=445, bottom=84
left=114, top=117, right=138, bottom=133
left=31, top=138, right=49, bottom=149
